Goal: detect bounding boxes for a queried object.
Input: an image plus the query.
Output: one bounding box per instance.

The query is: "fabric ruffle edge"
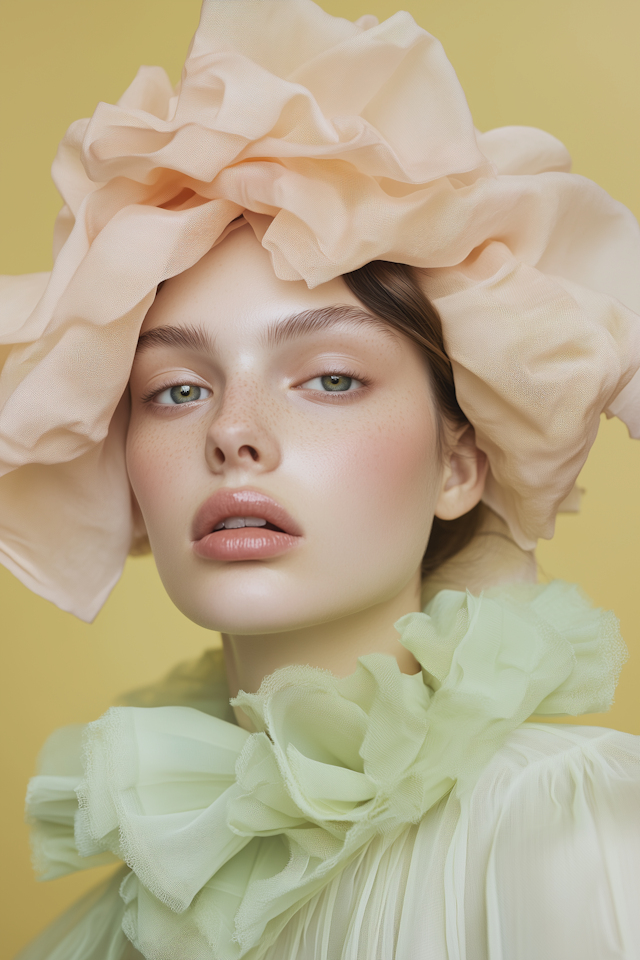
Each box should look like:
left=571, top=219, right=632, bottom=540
left=25, top=580, right=627, bottom=960
left=1, top=1, right=640, bottom=618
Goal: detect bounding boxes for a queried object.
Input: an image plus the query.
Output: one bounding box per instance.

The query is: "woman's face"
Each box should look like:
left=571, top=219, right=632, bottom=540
left=127, top=226, right=442, bottom=634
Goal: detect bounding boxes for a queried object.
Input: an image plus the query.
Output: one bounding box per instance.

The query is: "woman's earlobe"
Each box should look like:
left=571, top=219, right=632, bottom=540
left=434, top=427, right=488, bottom=521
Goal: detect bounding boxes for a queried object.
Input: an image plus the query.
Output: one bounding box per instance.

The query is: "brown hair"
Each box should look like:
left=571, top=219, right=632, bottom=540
left=142, top=260, right=484, bottom=575
left=342, top=260, right=483, bottom=577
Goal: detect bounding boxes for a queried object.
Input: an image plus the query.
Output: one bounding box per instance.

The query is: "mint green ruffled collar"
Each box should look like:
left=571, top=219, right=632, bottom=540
left=28, top=581, right=626, bottom=960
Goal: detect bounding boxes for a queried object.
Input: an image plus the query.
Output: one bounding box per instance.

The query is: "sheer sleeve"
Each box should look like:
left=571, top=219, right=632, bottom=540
left=14, top=868, right=141, bottom=960
left=462, top=724, right=640, bottom=960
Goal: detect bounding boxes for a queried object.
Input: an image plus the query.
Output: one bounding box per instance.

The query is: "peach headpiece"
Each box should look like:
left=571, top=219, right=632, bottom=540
left=1, top=0, right=639, bottom=621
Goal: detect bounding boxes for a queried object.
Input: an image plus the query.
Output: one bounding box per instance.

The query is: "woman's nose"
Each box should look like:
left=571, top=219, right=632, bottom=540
left=205, top=385, right=280, bottom=475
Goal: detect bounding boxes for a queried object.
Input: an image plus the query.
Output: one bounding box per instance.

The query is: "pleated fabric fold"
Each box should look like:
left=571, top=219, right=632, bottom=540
left=23, top=582, right=636, bottom=960
left=1, top=1, right=640, bottom=617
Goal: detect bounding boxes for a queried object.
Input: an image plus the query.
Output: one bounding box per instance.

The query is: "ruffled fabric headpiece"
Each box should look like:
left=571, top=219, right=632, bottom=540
left=1, top=0, right=640, bottom=620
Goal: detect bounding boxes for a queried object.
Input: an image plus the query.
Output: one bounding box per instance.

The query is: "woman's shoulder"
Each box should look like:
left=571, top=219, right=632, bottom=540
left=431, top=723, right=640, bottom=958
left=494, top=720, right=640, bottom=778
left=473, top=720, right=640, bottom=817
left=501, top=718, right=638, bottom=759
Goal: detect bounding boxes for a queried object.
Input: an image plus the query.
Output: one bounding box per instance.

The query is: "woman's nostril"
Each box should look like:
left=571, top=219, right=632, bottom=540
left=206, top=439, right=268, bottom=472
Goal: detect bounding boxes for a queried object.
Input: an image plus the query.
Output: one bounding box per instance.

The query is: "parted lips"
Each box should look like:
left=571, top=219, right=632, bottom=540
left=1, top=0, right=640, bottom=618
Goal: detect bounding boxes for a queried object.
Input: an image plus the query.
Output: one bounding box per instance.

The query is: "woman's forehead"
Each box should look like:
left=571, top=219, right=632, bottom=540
left=140, top=225, right=362, bottom=338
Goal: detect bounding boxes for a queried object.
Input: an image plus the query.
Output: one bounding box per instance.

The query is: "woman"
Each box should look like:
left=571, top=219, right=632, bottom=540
left=3, top=1, right=640, bottom=957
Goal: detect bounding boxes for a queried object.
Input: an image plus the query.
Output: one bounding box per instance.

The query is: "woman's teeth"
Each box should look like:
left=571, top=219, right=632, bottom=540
left=212, top=517, right=268, bottom=531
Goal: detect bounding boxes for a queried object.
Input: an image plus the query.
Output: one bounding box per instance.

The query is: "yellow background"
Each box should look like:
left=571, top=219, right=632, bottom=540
left=2, top=0, right=640, bottom=954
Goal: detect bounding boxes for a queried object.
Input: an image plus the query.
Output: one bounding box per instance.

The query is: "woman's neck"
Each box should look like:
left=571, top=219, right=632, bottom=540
left=222, top=573, right=422, bottom=730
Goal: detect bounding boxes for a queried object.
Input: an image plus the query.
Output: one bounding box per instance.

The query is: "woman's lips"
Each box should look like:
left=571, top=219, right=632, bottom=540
left=192, top=489, right=302, bottom=562
left=194, top=528, right=300, bottom=562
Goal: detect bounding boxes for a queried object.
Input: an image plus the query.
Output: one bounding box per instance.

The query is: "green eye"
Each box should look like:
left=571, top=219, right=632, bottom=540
left=300, top=374, right=361, bottom=392
left=156, top=384, right=211, bottom=404
left=321, top=375, right=353, bottom=392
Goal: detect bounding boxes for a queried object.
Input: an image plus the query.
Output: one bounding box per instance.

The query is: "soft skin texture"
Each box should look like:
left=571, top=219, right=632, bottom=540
left=3, top=3, right=640, bottom=625
left=127, top=227, right=486, bottom=708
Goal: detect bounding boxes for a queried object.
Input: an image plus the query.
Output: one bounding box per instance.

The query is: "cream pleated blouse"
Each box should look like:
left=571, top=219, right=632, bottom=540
left=21, top=582, right=640, bottom=960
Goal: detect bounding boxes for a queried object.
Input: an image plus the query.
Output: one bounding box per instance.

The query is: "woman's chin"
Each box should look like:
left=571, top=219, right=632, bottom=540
left=158, top=579, right=322, bottom=636
left=152, top=545, right=421, bottom=638
left=160, top=578, right=368, bottom=637
left=171, top=604, right=323, bottom=637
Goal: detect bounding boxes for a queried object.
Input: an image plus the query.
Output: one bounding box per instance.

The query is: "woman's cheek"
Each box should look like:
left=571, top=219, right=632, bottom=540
left=127, top=422, right=164, bottom=514
left=126, top=420, right=194, bottom=538
left=364, top=422, right=438, bottom=541
left=299, top=403, right=438, bottom=565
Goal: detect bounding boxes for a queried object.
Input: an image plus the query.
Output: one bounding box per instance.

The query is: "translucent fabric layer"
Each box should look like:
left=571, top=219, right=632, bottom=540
left=22, top=582, right=638, bottom=960
left=20, top=726, right=640, bottom=960
left=1, top=1, right=640, bottom=617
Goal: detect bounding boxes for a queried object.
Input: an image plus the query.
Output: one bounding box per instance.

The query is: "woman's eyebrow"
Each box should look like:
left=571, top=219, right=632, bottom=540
left=262, top=305, right=393, bottom=349
left=135, top=324, right=216, bottom=355
left=135, top=306, right=393, bottom=355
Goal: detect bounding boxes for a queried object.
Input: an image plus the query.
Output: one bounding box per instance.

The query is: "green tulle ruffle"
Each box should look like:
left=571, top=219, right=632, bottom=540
left=26, top=581, right=626, bottom=960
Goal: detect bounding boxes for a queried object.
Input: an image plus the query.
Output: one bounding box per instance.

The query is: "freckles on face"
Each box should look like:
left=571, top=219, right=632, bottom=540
left=126, top=226, right=442, bottom=634
left=128, top=417, right=196, bottom=513
left=289, top=366, right=438, bottom=576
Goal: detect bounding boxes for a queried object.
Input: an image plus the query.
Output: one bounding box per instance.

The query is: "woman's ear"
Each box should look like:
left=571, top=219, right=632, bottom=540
left=434, top=426, right=488, bottom=521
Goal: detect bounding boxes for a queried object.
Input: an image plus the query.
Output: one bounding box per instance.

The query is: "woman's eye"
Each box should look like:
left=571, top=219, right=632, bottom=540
left=300, top=375, right=362, bottom=393
left=155, top=384, right=212, bottom=405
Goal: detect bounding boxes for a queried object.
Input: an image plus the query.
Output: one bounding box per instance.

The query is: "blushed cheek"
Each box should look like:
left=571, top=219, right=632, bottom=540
left=363, top=424, right=437, bottom=533
left=127, top=424, right=163, bottom=511
left=306, top=409, right=440, bottom=571
left=126, top=422, right=194, bottom=539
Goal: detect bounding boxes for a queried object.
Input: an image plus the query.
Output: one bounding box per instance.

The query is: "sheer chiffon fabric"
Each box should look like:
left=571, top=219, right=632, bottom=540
left=20, top=583, right=640, bottom=960
left=20, top=726, right=640, bottom=960
left=1, top=1, right=640, bottom=619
